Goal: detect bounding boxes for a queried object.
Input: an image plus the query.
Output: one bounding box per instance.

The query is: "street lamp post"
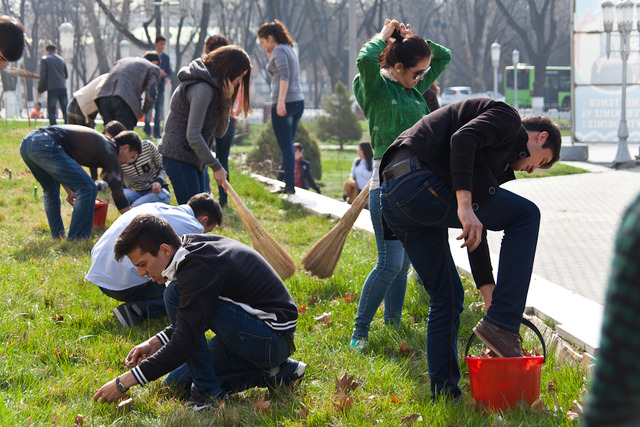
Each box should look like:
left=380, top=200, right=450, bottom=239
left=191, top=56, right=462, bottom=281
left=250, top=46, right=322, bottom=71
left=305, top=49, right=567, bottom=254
left=601, top=0, right=637, bottom=168
left=512, top=49, right=519, bottom=110
left=119, top=39, right=130, bottom=59
left=491, top=42, right=501, bottom=100
left=58, top=22, right=73, bottom=95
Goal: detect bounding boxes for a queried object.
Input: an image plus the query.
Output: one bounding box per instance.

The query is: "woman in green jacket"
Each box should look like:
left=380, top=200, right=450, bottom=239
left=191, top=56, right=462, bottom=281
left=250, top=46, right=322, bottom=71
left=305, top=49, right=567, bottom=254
left=350, top=19, right=451, bottom=350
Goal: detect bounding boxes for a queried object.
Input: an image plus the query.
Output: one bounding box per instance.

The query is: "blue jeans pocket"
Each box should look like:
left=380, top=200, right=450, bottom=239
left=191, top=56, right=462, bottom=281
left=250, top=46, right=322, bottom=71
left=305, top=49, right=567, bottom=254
left=232, top=332, right=277, bottom=370
left=385, top=171, right=451, bottom=227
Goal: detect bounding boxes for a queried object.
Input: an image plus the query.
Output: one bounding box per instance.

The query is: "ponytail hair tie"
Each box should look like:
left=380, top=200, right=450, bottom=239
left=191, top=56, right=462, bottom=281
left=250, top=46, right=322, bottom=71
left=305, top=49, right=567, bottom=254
left=391, top=28, right=404, bottom=42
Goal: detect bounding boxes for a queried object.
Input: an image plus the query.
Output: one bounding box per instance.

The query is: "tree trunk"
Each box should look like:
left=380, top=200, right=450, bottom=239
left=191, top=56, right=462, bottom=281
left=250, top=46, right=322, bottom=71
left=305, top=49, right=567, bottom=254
left=494, top=0, right=558, bottom=98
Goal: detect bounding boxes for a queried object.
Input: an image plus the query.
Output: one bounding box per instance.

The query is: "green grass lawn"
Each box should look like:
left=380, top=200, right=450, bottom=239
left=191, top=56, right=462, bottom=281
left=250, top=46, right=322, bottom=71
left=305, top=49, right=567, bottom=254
left=0, top=121, right=589, bottom=425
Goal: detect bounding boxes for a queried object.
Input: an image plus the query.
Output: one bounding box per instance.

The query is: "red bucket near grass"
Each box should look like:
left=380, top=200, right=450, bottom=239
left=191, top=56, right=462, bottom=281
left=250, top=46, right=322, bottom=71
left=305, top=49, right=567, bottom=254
left=93, top=199, right=109, bottom=228
left=465, top=318, right=546, bottom=411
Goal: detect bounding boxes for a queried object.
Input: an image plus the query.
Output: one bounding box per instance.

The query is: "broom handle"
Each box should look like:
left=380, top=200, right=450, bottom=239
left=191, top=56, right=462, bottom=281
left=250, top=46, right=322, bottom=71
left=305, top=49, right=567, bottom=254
left=225, top=182, right=252, bottom=218
left=338, top=179, right=371, bottom=222
left=352, top=179, right=371, bottom=207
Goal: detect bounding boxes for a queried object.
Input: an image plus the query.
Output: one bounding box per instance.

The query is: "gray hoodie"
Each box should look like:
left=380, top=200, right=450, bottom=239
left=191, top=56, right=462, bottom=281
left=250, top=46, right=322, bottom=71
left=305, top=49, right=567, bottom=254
left=158, top=58, right=229, bottom=171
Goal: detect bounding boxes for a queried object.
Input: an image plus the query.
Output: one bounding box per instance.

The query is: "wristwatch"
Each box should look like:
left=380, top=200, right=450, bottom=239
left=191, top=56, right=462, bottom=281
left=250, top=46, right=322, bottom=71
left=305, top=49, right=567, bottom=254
left=115, top=376, right=129, bottom=393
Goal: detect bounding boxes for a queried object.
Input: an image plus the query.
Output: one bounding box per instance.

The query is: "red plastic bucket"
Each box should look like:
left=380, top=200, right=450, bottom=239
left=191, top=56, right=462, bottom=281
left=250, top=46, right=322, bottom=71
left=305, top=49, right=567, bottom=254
left=464, top=318, right=546, bottom=411
left=466, top=355, right=543, bottom=411
left=93, top=199, right=109, bottom=228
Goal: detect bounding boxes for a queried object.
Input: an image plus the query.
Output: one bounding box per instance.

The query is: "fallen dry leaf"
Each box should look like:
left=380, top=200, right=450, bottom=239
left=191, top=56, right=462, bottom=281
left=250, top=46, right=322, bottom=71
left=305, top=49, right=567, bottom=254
left=54, top=347, right=62, bottom=357
left=418, top=371, right=430, bottom=381
left=548, top=380, right=557, bottom=391
left=343, top=293, right=355, bottom=303
left=567, top=410, right=580, bottom=421
left=400, top=413, right=422, bottom=425
left=314, top=312, right=331, bottom=324
left=333, top=393, right=353, bottom=412
left=51, top=314, right=64, bottom=322
left=531, top=398, right=545, bottom=414
left=391, top=396, right=402, bottom=404
left=308, top=291, right=318, bottom=306
left=335, top=373, right=362, bottom=393
left=297, top=305, right=307, bottom=314
left=254, top=396, right=271, bottom=413
left=399, top=341, right=414, bottom=356
left=294, top=404, right=309, bottom=419
left=73, top=414, right=84, bottom=425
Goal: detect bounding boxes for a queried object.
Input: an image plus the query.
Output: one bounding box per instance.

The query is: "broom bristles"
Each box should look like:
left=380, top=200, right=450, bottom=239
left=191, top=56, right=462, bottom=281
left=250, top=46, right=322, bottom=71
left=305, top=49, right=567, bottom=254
left=302, top=180, right=371, bottom=278
left=226, top=183, right=297, bottom=279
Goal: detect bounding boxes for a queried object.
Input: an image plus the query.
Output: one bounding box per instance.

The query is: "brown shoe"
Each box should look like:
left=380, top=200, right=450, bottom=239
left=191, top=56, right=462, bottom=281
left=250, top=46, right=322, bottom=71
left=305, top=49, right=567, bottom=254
left=473, top=318, right=523, bottom=357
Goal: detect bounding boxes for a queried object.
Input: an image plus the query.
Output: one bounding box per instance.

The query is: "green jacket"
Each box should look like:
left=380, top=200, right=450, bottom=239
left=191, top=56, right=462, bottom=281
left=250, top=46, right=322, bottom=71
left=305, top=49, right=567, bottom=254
left=353, top=38, right=451, bottom=159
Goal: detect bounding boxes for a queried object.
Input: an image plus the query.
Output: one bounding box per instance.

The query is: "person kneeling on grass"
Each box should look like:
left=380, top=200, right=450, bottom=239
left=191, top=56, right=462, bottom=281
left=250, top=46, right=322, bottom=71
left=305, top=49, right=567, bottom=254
left=85, top=193, right=222, bottom=327
left=94, top=214, right=306, bottom=410
left=19, top=125, right=140, bottom=239
left=379, top=98, right=561, bottom=398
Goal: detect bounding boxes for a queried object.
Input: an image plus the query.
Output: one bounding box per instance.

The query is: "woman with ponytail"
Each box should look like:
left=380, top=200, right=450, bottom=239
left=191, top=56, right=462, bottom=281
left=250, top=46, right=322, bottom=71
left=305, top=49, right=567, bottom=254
left=158, top=45, right=252, bottom=204
left=350, top=19, right=451, bottom=350
left=257, top=20, right=304, bottom=194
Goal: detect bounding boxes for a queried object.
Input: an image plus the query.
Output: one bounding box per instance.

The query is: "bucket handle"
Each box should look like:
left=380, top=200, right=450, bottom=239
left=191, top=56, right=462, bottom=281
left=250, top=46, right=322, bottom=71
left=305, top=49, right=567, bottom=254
left=464, top=317, right=547, bottom=363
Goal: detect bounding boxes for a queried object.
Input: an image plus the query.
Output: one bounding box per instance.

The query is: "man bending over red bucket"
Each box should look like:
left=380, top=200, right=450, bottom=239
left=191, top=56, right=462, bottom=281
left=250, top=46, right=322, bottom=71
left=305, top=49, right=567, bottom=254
left=378, top=98, right=561, bottom=399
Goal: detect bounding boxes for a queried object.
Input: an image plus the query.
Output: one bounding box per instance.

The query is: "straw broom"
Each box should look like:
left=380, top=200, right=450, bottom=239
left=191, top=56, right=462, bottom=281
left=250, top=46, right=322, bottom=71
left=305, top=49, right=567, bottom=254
left=302, top=180, right=371, bottom=278
left=225, top=183, right=297, bottom=279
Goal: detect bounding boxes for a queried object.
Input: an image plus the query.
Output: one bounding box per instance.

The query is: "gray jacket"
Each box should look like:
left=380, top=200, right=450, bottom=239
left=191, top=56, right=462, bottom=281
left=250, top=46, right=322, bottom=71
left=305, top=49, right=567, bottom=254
left=158, top=58, right=229, bottom=172
left=37, top=53, right=68, bottom=93
left=95, top=57, right=161, bottom=119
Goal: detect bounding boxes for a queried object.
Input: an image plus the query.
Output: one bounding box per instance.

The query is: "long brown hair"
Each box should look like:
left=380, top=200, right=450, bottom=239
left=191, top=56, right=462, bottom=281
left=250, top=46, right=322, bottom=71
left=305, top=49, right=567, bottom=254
left=257, top=19, right=294, bottom=47
left=203, top=45, right=253, bottom=120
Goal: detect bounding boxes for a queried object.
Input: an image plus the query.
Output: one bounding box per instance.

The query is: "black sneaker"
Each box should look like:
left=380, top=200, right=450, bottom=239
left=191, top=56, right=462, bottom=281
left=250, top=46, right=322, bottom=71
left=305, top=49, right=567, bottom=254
left=267, top=359, right=307, bottom=389
left=185, top=384, right=227, bottom=412
left=473, top=318, right=523, bottom=358
left=271, top=186, right=295, bottom=194
left=112, top=302, right=144, bottom=327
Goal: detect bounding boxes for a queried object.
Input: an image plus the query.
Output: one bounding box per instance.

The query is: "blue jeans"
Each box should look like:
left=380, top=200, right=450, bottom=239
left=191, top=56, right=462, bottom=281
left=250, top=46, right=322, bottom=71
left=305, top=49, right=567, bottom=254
left=144, top=90, right=165, bottom=137
left=20, top=130, right=97, bottom=239
left=162, top=157, right=208, bottom=205
left=214, top=118, right=236, bottom=206
left=98, top=280, right=167, bottom=318
left=162, top=282, right=292, bottom=398
left=124, top=188, right=171, bottom=207
left=380, top=160, right=540, bottom=397
left=352, top=188, right=411, bottom=340
left=47, top=88, right=68, bottom=125
left=271, top=100, right=304, bottom=189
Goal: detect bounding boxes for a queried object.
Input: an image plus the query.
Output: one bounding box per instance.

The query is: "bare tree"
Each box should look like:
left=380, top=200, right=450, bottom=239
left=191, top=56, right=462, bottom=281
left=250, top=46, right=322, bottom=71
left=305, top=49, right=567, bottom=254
left=493, top=0, right=561, bottom=98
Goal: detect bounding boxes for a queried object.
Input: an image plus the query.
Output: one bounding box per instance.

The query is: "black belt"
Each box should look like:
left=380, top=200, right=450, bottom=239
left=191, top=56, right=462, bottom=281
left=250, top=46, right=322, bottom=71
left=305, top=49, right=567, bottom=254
left=284, top=333, right=296, bottom=354
left=382, top=149, right=421, bottom=182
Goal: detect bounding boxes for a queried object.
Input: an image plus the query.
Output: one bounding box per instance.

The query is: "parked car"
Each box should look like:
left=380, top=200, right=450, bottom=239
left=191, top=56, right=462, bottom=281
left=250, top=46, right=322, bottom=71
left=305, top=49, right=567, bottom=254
left=440, top=86, right=473, bottom=106
left=485, top=91, right=506, bottom=102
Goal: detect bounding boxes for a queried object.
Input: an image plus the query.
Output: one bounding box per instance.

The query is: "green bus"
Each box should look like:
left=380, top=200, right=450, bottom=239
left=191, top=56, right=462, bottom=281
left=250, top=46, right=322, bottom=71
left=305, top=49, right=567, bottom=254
left=504, top=65, right=571, bottom=110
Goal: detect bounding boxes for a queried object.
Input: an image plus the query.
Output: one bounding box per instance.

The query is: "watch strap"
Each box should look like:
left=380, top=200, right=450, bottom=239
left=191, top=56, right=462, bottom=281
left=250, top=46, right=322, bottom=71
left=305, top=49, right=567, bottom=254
left=115, top=376, right=129, bottom=393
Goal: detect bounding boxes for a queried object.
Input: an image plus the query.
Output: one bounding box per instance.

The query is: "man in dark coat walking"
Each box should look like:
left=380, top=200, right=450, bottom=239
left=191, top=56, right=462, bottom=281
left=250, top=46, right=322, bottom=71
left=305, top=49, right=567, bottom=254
left=38, top=43, right=68, bottom=125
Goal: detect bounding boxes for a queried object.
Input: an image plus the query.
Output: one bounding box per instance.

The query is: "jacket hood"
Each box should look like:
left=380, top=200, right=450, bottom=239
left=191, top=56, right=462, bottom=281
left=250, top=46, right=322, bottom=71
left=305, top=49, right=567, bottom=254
left=177, top=58, right=218, bottom=88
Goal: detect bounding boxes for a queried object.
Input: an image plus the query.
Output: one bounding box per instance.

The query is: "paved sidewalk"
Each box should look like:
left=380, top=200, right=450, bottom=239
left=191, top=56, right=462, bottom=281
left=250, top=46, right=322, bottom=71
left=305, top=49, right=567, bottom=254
left=257, top=140, right=640, bottom=355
